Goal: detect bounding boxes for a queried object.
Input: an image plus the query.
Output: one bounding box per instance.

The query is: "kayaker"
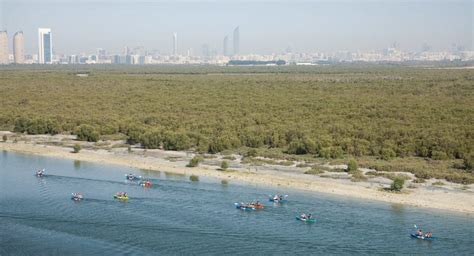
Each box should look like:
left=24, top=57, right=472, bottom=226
left=424, top=232, right=432, bottom=238
left=273, top=195, right=279, bottom=200
left=300, top=213, right=307, bottom=219
left=416, top=229, right=423, bottom=236
left=307, top=214, right=312, bottom=219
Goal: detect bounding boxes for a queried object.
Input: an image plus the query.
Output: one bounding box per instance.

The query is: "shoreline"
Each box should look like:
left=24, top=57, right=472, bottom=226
left=1, top=140, right=473, bottom=215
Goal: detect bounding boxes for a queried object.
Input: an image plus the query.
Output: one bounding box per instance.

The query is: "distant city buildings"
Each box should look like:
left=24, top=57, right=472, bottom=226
left=0, top=26, right=472, bottom=66
left=38, top=28, right=52, bottom=64
left=233, top=26, right=240, bottom=55
left=223, top=35, right=229, bottom=56
left=173, top=32, right=178, bottom=56
left=13, top=31, right=25, bottom=64
left=0, top=31, right=9, bottom=64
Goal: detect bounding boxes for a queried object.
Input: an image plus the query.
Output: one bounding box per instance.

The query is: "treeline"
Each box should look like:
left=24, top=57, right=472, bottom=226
left=1, top=66, right=473, bottom=179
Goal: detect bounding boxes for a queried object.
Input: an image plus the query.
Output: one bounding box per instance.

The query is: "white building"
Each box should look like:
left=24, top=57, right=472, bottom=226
left=38, top=28, right=52, bottom=64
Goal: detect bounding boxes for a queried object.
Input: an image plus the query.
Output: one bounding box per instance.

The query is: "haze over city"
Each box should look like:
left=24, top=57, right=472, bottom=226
left=1, top=0, right=472, bottom=55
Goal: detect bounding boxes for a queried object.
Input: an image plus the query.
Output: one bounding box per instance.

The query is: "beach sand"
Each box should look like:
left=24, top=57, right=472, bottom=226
left=1, top=138, right=473, bottom=215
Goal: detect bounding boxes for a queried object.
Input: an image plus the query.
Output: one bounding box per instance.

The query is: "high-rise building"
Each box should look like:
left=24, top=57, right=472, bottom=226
left=38, top=28, right=52, bottom=64
left=13, top=31, right=25, bottom=64
left=0, top=31, right=9, bottom=64
left=173, top=32, right=178, bottom=56
left=233, top=26, right=240, bottom=55
left=223, top=35, right=229, bottom=56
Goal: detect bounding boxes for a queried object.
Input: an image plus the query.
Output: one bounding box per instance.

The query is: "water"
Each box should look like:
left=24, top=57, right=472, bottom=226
left=1, top=151, right=473, bottom=255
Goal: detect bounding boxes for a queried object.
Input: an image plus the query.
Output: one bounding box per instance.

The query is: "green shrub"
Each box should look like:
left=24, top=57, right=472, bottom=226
left=464, top=153, right=473, bottom=170
left=304, top=168, right=324, bottom=175
left=431, top=150, right=449, bottom=160
left=2, top=134, right=6, bottom=142
left=189, top=175, right=199, bottom=182
left=75, top=125, right=99, bottom=142
left=140, top=130, right=162, bottom=149
left=390, top=177, right=405, bottom=191
left=186, top=156, right=203, bottom=167
left=220, top=161, right=229, bottom=170
left=246, top=148, right=258, bottom=157
left=347, top=159, right=358, bottom=172
left=351, top=170, right=368, bottom=182
left=432, top=181, right=445, bottom=186
left=221, top=179, right=229, bottom=185
left=380, top=148, right=396, bottom=160
left=412, top=178, right=426, bottom=183
left=72, top=143, right=81, bottom=153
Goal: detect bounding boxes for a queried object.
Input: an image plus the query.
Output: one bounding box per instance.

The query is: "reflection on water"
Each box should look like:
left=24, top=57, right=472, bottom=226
left=74, top=160, right=81, bottom=169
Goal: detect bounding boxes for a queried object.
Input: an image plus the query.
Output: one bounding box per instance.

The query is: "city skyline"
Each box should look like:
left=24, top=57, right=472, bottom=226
left=0, top=1, right=471, bottom=55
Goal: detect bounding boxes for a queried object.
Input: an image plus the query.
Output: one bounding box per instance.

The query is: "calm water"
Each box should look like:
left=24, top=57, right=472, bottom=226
left=1, top=151, right=473, bottom=255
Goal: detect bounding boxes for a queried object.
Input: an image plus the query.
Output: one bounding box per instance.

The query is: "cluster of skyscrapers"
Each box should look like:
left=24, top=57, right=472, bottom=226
left=1, top=30, right=25, bottom=64
left=223, top=26, right=239, bottom=56
left=0, top=28, right=52, bottom=64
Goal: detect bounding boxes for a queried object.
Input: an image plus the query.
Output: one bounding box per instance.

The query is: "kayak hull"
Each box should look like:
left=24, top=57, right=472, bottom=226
left=296, top=216, right=316, bottom=223
left=411, top=234, right=435, bottom=241
left=114, top=195, right=129, bottom=200
left=234, top=203, right=255, bottom=211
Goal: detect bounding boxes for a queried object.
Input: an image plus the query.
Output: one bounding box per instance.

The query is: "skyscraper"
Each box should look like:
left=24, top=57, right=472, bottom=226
left=223, top=35, right=229, bottom=56
left=233, top=26, right=240, bottom=55
left=173, top=32, right=178, bottom=56
left=13, top=31, right=25, bottom=64
left=0, top=31, right=9, bottom=64
left=38, top=28, right=52, bottom=64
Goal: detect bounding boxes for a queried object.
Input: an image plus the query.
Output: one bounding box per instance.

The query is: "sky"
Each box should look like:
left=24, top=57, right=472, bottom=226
left=0, top=0, right=472, bottom=55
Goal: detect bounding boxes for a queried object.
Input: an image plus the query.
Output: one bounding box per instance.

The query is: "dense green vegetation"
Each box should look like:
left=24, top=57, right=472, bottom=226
left=0, top=65, right=472, bottom=183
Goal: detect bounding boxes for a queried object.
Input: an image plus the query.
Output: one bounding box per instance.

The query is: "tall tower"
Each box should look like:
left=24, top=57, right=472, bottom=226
left=13, top=31, right=25, bottom=64
left=233, top=26, right=240, bottom=55
left=0, top=31, right=9, bottom=64
left=223, top=35, right=229, bottom=56
left=173, top=32, right=178, bottom=56
left=38, top=28, right=52, bottom=64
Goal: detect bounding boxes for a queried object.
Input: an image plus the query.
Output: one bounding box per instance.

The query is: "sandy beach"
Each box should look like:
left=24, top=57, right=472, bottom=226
left=1, top=135, right=473, bottom=215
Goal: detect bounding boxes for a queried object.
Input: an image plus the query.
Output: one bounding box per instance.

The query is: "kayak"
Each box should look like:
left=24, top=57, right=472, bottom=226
left=114, top=195, right=129, bottom=200
left=71, top=193, right=83, bottom=201
left=296, top=216, right=316, bottom=223
left=253, top=204, right=265, bottom=209
left=139, top=181, right=152, bottom=187
left=235, top=203, right=255, bottom=211
left=125, top=174, right=142, bottom=181
left=411, top=234, right=435, bottom=241
left=269, top=195, right=288, bottom=203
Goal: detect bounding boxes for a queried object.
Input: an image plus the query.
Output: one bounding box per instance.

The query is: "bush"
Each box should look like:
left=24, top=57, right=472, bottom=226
left=347, top=159, right=358, bottom=172
left=2, top=134, right=6, bottom=142
left=464, top=153, right=473, bottom=170
left=246, top=148, right=258, bottom=157
left=380, top=148, right=396, bottom=160
left=220, top=161, right=229, bottom=170
left=72, top=143, right=81, bottom=153
left=351, top=171, right=367, bottom=182
left=75, top=125, right=99, bottom=142
left=431, top=150, right=449, bottom=160
left=412, top=178, right=426, bottom=183
left=140, top=130, right=162, bottom=149
left=390, top=177, right=405, bottom=191
left=221, top=179, right=229, bottom=185
left=304, top=168, right=324, bottom=175
left=186, top=156, right=203, bottom=167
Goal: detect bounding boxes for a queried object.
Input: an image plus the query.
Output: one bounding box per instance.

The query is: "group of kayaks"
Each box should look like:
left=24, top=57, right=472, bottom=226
left=36, top=169, right=437, bottom=239
left=36, top=170, right=151, bottom=202
left=235, top=195, right=316, bottom=223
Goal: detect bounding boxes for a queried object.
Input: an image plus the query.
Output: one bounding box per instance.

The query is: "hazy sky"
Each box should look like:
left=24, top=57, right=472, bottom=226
left=0, top=0, right=472, bottom=55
